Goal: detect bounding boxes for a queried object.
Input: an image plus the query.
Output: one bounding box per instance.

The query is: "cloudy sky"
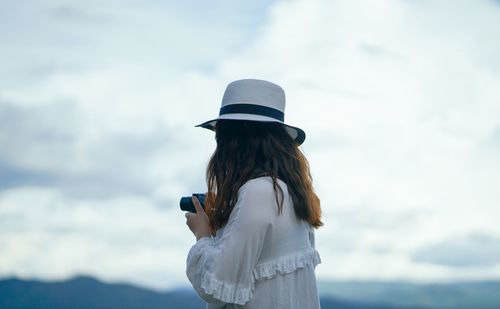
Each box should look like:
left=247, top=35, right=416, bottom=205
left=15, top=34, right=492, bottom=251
left=1, top=0, right=500, bottom=291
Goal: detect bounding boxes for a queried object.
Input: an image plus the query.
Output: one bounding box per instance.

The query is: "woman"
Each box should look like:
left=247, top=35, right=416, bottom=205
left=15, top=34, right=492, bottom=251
left=185, top=79, right=323, bottom=308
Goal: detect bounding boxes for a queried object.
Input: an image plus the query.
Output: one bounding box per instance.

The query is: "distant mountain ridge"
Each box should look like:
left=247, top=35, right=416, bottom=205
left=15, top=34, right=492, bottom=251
left=319, top=280, right=500, bottom=309
left=0, top=276, right=202, bottom=309
left=0, top=275, right=499, bottom=308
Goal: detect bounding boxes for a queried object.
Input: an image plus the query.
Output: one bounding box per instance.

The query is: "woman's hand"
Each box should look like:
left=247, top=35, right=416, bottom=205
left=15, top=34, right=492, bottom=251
left=185, top=195, right=211, bottom=241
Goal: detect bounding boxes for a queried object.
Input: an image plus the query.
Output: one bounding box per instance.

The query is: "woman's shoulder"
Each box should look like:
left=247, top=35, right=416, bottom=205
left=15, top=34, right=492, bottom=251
left=240, top=176, right=288, bottom=194
left=236, top=177, right=289, bottom=213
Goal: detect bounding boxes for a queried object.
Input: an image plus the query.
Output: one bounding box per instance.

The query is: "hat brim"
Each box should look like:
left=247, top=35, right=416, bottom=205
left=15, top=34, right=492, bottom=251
left=195, top=114, right=306, bottom=145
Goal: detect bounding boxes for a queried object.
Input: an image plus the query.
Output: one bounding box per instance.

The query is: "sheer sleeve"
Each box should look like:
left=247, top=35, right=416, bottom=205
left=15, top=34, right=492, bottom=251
left=185, top=179, right=274, bottom=305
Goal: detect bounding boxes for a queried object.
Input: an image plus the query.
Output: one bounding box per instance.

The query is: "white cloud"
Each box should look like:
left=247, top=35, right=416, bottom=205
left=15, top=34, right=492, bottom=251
left=412, top=233, right=500, bottom=268
left=1, top=0, right=500, bottom=290
left=0, top=187, right=193, bottom=290
left=212, top=0, right=500, bottom=282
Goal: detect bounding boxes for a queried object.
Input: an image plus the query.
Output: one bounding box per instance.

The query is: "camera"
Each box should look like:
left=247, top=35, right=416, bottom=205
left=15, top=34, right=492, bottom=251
left=179, top=193, right=206, bottom=213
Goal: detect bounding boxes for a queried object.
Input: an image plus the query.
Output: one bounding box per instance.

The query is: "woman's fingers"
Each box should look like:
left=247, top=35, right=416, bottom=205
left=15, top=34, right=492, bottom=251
left=186, top=195, right=210, bottom=240
left=192, top=195, right=205, bottom=213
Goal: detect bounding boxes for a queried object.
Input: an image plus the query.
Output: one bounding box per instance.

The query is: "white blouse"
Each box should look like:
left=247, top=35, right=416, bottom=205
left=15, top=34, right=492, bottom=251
left=186, top=176, right=322, bottom=309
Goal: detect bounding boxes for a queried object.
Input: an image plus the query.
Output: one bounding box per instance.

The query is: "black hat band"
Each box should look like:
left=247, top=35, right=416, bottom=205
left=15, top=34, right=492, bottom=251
left=219, top=104, right=284, bottom=122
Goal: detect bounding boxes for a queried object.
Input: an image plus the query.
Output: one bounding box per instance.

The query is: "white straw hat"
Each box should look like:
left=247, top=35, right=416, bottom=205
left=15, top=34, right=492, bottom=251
left=196, top=79, right=306, bottom=145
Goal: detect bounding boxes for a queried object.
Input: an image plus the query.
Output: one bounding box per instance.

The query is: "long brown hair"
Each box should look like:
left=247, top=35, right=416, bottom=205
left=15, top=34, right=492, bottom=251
left=205, top=119, right=323, bottom=232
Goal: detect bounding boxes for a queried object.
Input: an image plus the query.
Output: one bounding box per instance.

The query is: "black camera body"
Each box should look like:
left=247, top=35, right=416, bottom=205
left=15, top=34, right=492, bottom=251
left=179, top=193, right=206, bottom=213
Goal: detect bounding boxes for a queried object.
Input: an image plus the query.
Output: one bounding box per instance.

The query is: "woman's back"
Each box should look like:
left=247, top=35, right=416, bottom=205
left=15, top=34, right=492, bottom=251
left=185, top=79, right=322, bottom=308
left=187, top=176, right=321, bottom=309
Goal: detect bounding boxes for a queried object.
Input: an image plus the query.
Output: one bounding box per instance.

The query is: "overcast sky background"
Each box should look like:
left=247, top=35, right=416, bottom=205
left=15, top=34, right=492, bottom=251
left=1, top=0, right=500, bottom=291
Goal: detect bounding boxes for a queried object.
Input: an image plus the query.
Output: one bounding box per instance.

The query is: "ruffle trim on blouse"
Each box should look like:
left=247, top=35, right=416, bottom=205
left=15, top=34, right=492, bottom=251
left=200, top=270, right=254, bottom=305
left=253, top=248, right=321, bottom=281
